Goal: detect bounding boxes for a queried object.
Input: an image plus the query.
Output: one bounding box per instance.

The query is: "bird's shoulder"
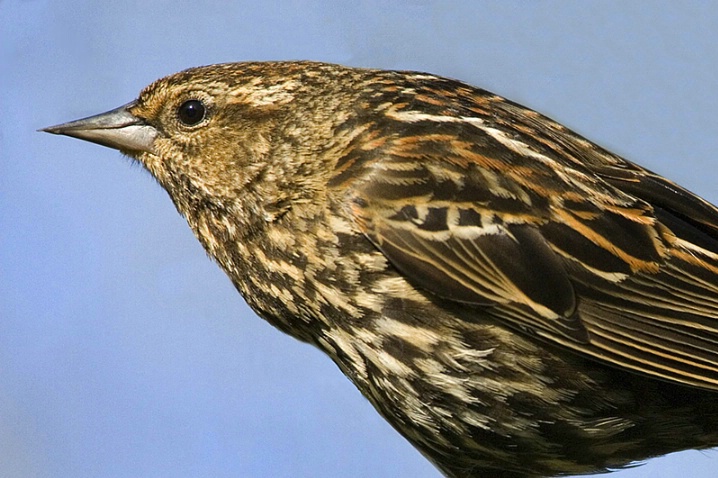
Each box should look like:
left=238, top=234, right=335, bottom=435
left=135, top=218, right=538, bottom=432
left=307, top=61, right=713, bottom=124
left=325, top=81, right=718, bottom=391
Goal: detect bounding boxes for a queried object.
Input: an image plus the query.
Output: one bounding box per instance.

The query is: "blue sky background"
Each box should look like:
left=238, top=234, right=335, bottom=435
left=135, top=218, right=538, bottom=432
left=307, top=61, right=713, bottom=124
left=2, top=1, right=718, bottom=477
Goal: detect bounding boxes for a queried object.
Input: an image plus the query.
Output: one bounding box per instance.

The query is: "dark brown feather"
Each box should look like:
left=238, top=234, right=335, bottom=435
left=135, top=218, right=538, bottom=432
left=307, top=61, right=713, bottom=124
left=339, top=74, right=718, bottom=392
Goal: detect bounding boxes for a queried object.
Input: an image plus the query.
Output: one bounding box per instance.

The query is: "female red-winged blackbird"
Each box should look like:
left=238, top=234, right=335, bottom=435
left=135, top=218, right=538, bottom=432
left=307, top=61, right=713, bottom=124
left=43, top=61, right=718, bottom=477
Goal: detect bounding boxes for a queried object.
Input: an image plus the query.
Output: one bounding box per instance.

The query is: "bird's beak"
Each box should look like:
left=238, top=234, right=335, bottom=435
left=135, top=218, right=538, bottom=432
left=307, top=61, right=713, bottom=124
left=41, top=101, right=158, bottom=155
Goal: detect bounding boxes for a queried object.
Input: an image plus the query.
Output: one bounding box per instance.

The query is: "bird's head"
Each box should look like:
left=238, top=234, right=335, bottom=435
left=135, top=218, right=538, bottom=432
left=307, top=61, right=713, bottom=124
left=43, top=61, right=364, bottom=231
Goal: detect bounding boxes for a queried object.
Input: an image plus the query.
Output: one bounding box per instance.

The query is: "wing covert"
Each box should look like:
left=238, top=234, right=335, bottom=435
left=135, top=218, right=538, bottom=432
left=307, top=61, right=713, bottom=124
left=338, top=99, right=718, bottom=390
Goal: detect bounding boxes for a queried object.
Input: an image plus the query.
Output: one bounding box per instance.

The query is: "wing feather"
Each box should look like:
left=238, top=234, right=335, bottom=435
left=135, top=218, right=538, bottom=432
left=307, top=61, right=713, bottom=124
left=340, top=97, right=718, bottom=390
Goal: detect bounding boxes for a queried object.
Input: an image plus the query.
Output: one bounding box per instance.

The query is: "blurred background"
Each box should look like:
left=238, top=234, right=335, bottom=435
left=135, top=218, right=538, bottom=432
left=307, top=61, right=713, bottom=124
left=2, top=1, right=717, bottom=477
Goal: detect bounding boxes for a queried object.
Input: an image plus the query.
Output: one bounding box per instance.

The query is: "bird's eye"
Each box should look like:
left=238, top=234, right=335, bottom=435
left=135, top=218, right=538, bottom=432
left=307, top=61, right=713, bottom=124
left=177, top=99, right=206, bottom=126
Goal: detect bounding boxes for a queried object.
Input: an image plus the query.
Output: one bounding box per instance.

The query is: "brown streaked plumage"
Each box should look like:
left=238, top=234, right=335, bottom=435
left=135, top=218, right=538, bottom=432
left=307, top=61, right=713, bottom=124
left=43, top=61, right=718, bottom=477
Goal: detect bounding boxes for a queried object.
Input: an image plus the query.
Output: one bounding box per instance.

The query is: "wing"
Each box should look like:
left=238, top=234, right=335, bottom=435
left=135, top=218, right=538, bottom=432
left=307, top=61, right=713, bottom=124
left=338, top=88, right=718, bottom=391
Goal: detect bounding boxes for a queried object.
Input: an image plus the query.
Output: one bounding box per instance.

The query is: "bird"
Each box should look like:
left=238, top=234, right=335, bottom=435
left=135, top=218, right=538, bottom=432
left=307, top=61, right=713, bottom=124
left=42, top=61, right=718, bottom=477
